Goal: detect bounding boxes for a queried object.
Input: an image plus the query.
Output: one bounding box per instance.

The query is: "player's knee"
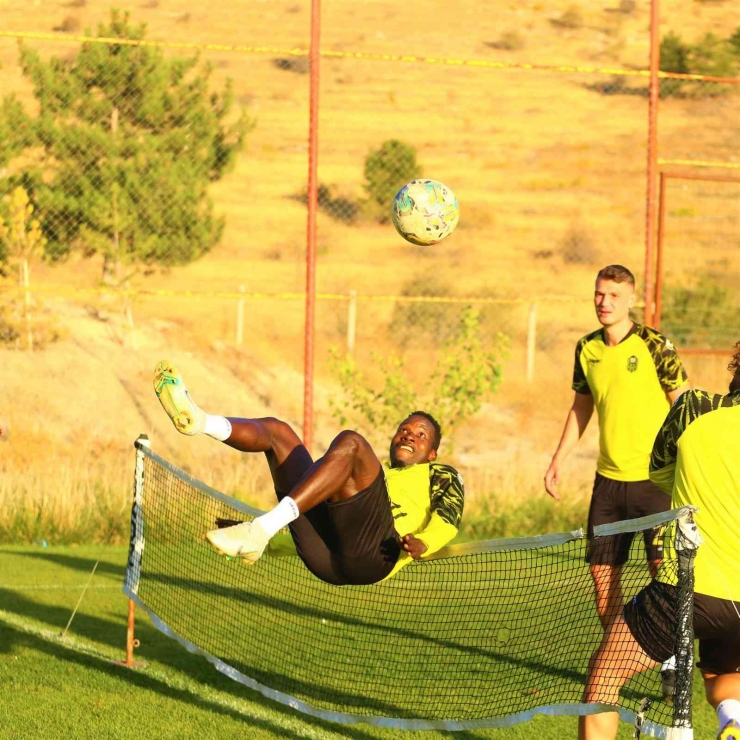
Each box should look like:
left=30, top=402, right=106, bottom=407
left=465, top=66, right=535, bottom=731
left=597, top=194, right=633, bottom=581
left=263, top=417, right=300, bottom=443
left=329, top=430, right=369, bottom=459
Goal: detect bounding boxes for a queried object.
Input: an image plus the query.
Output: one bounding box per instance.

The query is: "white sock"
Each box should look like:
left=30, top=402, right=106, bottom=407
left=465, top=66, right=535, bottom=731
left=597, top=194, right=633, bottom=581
left=717, top=699, right=740, bottom=730
left=661, top=656, right=676, bottom=672
left=204, top=415, right=232, bottom=442
left=253, top=497, right=300, bottom=538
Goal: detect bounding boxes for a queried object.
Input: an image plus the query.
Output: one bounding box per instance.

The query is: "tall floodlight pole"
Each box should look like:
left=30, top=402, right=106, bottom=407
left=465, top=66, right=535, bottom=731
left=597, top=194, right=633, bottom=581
left=644, top=0, right=660, bottom=326
left=303, top=0, right=322, bottom=453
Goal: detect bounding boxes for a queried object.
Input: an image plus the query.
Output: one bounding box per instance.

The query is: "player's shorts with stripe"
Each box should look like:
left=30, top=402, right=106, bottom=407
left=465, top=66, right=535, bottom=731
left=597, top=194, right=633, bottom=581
left=624, top=579, right=740, bottom=675
left=586, top=473, right=671, bottom=566
left=278, top=469, right=400, bottom=586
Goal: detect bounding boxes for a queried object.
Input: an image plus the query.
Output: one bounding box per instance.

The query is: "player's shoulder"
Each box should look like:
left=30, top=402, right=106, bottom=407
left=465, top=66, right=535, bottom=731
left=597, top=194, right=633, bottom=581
left=429, top=461, right=460, bottom=476
left=670, top=388, right=727, bottom=425
left=634, top=324, right=678, bottom=354
left=429, top=462, right=464, bottom=486
left=575, top=328, right=603, bottom=353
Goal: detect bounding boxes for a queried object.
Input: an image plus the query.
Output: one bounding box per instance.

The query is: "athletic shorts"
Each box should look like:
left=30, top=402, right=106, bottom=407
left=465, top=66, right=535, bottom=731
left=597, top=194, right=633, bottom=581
left=280, top=470, right=401, bottom=586
left=624, top=579, right=740, bottom=675
left=586, top=473, right=671, bottom=566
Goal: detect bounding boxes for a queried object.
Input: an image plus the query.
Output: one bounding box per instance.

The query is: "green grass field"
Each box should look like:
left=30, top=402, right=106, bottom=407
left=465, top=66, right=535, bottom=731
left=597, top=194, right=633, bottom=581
left=0, top=543, right=720, bottom=740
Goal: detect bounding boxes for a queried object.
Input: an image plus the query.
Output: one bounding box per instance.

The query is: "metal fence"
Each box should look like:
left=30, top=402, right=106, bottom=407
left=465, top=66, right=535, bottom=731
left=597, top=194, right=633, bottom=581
left=0, top=2, right=739, bottom=443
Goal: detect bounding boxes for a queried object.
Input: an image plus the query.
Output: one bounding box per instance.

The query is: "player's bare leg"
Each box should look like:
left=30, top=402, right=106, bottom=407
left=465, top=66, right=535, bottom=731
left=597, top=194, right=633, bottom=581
left=224, top=417, right=313, bottom=495
left=590, top=564, right=624, bottom=630
left=207, top=429, right=382, bottom=563
left=703, top=673, right=740, bottom=739
left=579, top=616, right=656, bottom=739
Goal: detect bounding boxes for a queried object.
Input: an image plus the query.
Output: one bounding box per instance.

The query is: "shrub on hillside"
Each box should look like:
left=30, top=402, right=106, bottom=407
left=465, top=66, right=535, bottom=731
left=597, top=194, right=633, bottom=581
left=660, top=31, right=738, bottom=98
left=660, top=272, right=737, bottom=349
left=559, top=224, right=600, bottom=266
left=552, top=5, right=584, bottom=29
left=328, top=307, right=507, bottom=450
left=363, top=139, right=422, bottom=223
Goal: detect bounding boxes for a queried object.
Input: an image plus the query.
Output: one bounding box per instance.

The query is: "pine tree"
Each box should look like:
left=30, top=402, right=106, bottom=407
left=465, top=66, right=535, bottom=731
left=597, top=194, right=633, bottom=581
left=1, top=10, right=251, bottom=282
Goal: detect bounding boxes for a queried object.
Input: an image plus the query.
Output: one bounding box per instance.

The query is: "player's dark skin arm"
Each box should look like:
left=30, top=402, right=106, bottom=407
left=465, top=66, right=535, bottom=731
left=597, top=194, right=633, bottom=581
left=400, top=533, right=428, bottom=559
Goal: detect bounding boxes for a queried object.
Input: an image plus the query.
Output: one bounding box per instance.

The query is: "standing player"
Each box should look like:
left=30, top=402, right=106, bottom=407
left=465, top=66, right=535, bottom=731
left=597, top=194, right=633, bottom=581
left=578, top=342, right=740, bottom=740
left=544, top=265, right=689, bottom=694
left=153, top=361, right=464, bottom=586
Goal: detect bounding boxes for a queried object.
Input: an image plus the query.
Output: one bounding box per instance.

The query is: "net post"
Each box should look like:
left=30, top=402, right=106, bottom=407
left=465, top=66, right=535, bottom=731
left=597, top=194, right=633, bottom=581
left=666, top=509, right=702, bottom=740
left=116, top=433, right=150, bottom=669
left=124, top=597, right=140, bottom=667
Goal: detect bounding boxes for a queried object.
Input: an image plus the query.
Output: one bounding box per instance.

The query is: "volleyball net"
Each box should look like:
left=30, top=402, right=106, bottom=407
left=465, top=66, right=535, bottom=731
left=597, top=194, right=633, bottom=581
left=124, top=438, right=698, bottom=736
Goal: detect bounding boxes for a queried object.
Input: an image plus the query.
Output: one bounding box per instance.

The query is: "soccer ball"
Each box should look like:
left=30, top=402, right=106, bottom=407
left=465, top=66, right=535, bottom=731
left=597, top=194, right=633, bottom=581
left=391, top=179, right=459, bottom=246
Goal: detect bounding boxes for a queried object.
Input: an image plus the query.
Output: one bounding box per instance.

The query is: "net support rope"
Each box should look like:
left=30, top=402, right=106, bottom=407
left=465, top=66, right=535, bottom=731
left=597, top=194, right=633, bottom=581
left=124, top=439, right=698, bottom=735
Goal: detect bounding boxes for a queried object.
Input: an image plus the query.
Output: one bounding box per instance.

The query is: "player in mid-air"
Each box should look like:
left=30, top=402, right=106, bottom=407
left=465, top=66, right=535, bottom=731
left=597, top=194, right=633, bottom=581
left=579, top=341, right=740, bottom=740
left=544, top=264, right=690, bottom=696
left=153, top=361, right=464, bottom=586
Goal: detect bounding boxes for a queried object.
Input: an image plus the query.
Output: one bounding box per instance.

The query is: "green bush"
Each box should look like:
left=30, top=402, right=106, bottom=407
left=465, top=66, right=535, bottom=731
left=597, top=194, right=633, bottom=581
left=729, top=26, right=740, bottom=57
left=660, top=31, right=738, bottom=98
left=660, top=272, right=738, bottom=348
left=363, top=139, right=422, bottom=223
left=660, top=31, right=690, bottom=73
left=328, top=307, right=507, bottom=449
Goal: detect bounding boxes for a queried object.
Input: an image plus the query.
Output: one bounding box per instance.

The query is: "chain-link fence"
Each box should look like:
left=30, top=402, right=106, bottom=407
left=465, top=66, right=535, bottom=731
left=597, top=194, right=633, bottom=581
left=655, top=172, right=740, bottom=350
left=1, top=2, right=739, bottom=461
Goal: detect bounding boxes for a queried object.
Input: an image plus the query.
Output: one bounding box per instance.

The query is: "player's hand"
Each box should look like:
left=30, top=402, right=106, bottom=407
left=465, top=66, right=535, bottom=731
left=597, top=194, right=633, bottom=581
left=400, top=533, right=428, bottom=560
left=544, top=460, right=561, bottom=500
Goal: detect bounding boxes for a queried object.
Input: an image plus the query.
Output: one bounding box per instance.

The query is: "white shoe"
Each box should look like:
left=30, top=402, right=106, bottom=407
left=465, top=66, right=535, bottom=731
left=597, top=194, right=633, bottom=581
left=153, top=361, right=206, bottom=435
left=205, top=520, right=270, bottom=565
left=719, top=720, right=740, bottom=740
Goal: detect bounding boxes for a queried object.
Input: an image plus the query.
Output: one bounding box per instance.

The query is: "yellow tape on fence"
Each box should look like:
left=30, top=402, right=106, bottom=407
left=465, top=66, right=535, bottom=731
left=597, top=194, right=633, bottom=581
left=1, top=30, right=738, bottom=82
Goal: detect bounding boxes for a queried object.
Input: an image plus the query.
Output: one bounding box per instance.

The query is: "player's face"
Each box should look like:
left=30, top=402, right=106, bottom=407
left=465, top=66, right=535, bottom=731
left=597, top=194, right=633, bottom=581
left=594, top=278, right=635, bottom=328
left=389, top=415, right=438, bottom=468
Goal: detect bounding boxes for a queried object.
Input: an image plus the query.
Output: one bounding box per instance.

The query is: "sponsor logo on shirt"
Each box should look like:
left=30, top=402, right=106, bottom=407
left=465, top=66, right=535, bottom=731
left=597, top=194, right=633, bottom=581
left=665, top=339, right=675, bottom=352
left=627, top=356, right=638, bottom=373
left=587, top=358, right=602, bottom=365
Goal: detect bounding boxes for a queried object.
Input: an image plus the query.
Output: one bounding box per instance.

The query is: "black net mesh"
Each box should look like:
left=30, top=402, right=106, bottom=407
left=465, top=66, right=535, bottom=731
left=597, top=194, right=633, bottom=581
left=125, top=444, right=694, bottom=732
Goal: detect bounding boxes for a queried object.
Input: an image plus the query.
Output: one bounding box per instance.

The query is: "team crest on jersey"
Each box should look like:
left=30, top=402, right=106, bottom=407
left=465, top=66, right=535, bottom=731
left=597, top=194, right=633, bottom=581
left=627, top=355, right=638, bottom=372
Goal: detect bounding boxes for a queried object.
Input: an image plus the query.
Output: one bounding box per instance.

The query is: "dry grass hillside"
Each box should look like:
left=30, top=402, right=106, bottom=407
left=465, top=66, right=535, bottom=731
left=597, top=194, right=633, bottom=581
left=0, top=0, right=737, bottom=541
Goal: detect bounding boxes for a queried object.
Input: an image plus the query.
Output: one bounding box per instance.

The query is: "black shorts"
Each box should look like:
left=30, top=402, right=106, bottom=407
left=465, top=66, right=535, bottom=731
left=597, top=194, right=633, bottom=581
left=624, top=579, right=740, bottom=675
left=280, top=470, right=401, bottom=586
left=586, top=473, right=671, bottom=566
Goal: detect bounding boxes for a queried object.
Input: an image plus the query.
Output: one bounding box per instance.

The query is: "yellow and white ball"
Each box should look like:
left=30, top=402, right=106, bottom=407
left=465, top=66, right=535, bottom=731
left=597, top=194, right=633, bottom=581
left=391, top=179, right=459, bottom=246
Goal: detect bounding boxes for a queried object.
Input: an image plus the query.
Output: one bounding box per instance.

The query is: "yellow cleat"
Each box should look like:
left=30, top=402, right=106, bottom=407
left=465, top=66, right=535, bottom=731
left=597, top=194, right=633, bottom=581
left=153, top=361, right=206, bottom=435
left=205, top=520, right=270, bottom=565
left=719, top=720, right=740, bottom=740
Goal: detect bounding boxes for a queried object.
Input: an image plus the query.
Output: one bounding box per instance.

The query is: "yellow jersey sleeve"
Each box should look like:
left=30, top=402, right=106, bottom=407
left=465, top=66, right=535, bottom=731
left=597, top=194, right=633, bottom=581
left=649, top=389, right=724, bottom=492
left=572, top=332, right=598, bottom=395
left=636, top=326, right=688, bottom=392
left=417, top=463, right=465, bottom=557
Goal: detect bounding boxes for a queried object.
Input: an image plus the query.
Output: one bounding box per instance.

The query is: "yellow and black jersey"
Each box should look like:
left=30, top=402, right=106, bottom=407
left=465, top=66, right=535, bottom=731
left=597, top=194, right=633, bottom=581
left=572, top=323, right=687, bottom=481
left=650, top=388, right=740, bottom=600
left=383, top=461, right=464, bottom=578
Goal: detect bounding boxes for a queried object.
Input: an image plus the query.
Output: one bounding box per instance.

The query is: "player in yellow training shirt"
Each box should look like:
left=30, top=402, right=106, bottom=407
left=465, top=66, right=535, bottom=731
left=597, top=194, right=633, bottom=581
left=152, top=361, right=464, bottom=586
left=544, top=265, right=689, bottom=694
left=579, top=343, right=740, bottom=740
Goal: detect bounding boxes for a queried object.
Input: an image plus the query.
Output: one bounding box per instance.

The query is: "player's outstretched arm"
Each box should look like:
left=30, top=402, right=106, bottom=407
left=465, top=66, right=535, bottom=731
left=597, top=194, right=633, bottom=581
left=544, top=391, right=594, bottom=499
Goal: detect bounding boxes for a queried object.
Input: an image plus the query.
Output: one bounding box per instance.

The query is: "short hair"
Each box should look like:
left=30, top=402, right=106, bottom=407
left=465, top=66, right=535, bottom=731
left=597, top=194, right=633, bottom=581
left=406, top=410, right=442, bottom=451
left=728, top=341, right=740, bottom=393
left=596, top=264, right=635, bottom=286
